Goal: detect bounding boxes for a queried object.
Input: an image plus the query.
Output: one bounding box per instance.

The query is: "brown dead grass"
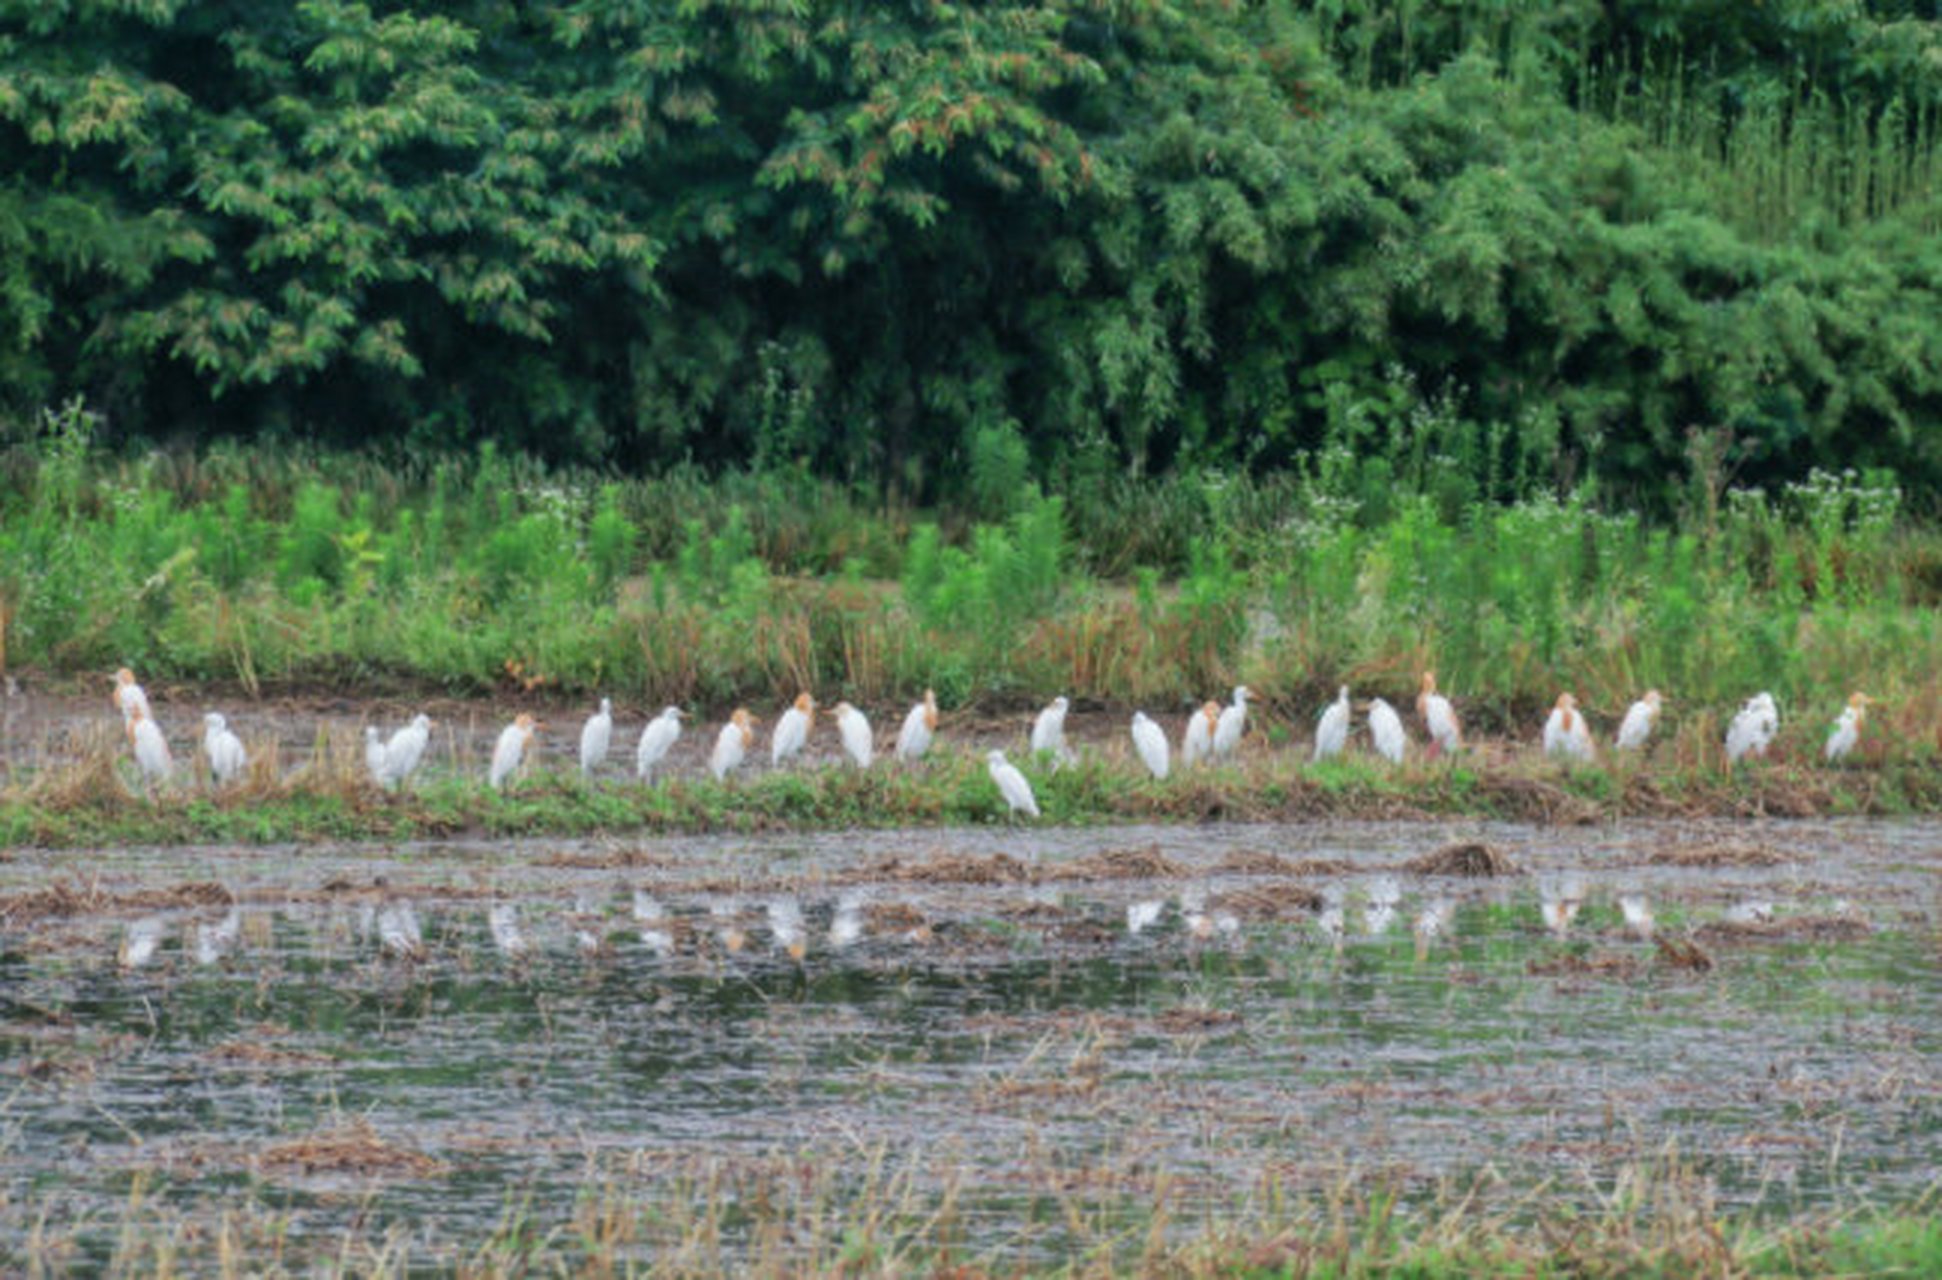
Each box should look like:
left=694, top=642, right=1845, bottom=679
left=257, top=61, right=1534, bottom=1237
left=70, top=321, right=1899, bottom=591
left=1152, top=1007, right=1242, bottom=1034
left=1653, top=936, right=1715, bottom=972
left=1404, top=841, right=1522, bottom=877
left=535, top=847, right=674, bottom=871
left=1693, top=915, right=1872, bottom=945
left=26, top=727, right=134, bottom=810
left=259, top=1120, right=444, bottom=1177
left=1051, top=844, right=1188, bottom=882
left=1211, top=882, right=1323, bottom=920
left=1648, top=842, right=1794, bottom=868
left=1527, top=952, right=1642, bottom=978
left=866, top=851, right=1032, bottom=885
left=0, top=878, right=232, bottom=923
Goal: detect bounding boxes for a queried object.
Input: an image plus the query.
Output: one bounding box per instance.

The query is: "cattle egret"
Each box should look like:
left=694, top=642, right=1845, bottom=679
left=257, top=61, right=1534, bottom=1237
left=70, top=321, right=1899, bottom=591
left=127, top=706, right=171, bottom=789
left=1212, top=686, right=1250, bottom=760
left=1418, top=672, right=1461, bottom=760
left=1313, top=686, right=1351, bottom=762
left=897, top=688, right=939, bottom=761
left=1368, top=697, right=1406, bottom=764
left=488, top=713, right=538, bottom=790
left=202, top=712, right=247, bottom=785
left=771, top=693, right=815, bottom=766
left=1824, top=692, right=1872, bottom=763
left=1031, top=695, right=1071, bottom=762
left=711, top=708, right=757, bottom=780
left=1619, top=894, right=1655, bottom=939
left=1182, top=700, right=1219, bottom=767
left=1542, top=693, right=1596, bottom=764
left=635, top=706, right=682, bottom=781
left=986, top=749, right=1039, bottom=819
left=579, top=697, right=612, bottom=777
left=113, top=667, right=150, bottom=722
left=383, top=714, right=433, bottom=789
left=1365, top=875, right=1401, bottom=935
left=1615, top=690, right=1663, bottom=751
left=834, top=701, right=873, bottom=768
left=1130, top=711, right=1170, bottom=780
left=1725, top=692, right=1779, bottom=763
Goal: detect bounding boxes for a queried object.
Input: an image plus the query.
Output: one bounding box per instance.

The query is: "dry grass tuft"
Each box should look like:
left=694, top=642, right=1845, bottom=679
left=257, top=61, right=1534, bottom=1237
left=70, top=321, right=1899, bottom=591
left=1648, top=841, right=1793, bottom=868
left=1405, top=841, right=1522, bottom=877
left=1526, top=952, right=1642, bottom=978
left=1653, top=935, right=1715, bottom=972
left=868, top=852, right=1032, bottom=885
left=0, top=877, right=232, bottom=923
left=26, top=725, right=134, bottom=810
left=259, top=1119, right=444, bottom=1177
left=1051, top=844, right=1188, bottom=881
left=1211, top=881, right=1324, bottom=920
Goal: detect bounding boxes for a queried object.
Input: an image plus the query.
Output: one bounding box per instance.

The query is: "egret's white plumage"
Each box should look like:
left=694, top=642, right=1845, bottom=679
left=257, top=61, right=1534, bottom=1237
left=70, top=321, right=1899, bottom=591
left=488, top=903, right=529, bottom=959
left=1368, top=697, right=1406, bottom=764
left=127, top=706, right=172, bottom=787
left=383, top=713, right=432, bottom=788
left=113, top=667, right=150, bottom=723
left=1725, top=692, right=1779, bottom=763
left=834, top=701, right=873, bottom=768
left=635, top=706, right=682, bottom=781
left=1313, top=686, right=1351, bottom=762
left=579, top=697, right=612, bottom=777
left=896, top=688, right=939, bottom=761
left=986, top=749, right=1039, bottom=819
left=1031, top=695, right=1071, bottom=761
left=1182, top=700, right=1219, bottom=767
left=488, top=713, right=538, bottom=790
left=1418, top=672, right=1461, bottom=760
left=1539, top=875, right=1585, bottom=938
left=1619, top=894, right=1655, bottom=938
left=711, top=708, right=757, bottom=780
left=1130, top=711, right=1170, bottom=780
left=1824, top=692, right=1871, bottom=762
left=378, top=902, right=424, bottom=958
left=1126, top=900, right=1165, bottom=936
left=767, top=898, right=807, bottom=960
left=1542, top=693, right=1596, bottom=764
left=202, top=712, right=246, bottom=785
left=1212, top=686, right=1250, bottom=760
left=1615, top=690, right=1663, bottom=751
left=771, top=693, right=815, bottom=766
left=1365, top=875, right=1401, bottom=936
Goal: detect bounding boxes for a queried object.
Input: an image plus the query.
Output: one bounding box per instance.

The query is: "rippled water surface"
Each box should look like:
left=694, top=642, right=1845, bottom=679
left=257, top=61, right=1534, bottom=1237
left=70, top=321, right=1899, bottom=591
left=3, top=819, right=1939, bottom=1266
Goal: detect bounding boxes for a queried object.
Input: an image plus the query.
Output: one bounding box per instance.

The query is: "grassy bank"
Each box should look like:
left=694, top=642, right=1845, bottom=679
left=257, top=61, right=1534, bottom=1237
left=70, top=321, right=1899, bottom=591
left=7, top=742, right=1940, bottom=849
left=4, top=427, right=1942, bottom=743
left=19, top=1156, right=1941, bottom=1278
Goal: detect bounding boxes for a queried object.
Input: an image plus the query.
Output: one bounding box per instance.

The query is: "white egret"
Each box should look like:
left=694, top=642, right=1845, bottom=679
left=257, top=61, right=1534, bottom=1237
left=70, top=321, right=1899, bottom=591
left=1313, top=686, right=1351, bottom=762
left=1824, top=692, right=1872, bottom=763
left=127, top=705, right=172, bottom=789
left=711, top=708, right=757, bottom=780
left=1619, top=894, right=1655, bottom=939
left=1418, top=672, right=1461, bottom=760
left=632, top=891, right=674, bottom=957
left=119, top=916, right=167, bottom=969
left=830, top=893, right=864, bottom=949
left=382, top=713, right=433, bottom=788
left=1126, top=900, right=1165, bottom=936
left=767, top=898, right=807, bottom=960
left=195, top=907, right=242, bottom=966
left=1542, top=693, right=1595, bottom=764
left=896, top=688, right=939, bottom=761
left=1182, top=700, right=1219, bottom=767
left=771, top=693, right=815, bottom=766
left=986, top=749, right=1039, bottom=819
left=1130, top=711, right=1170, bottom=780
left=364, top=726, right=388, bottom=784
left=377, top=902, right=424, bottom=958
left=1365, top=875, right=1401, bottom=936
left=579, top=697, right=613, bottom=777
left=488, top=903, right=529, bottom=959
left=1368, top=697, right=1406, bottom=764
left=1615, top=690, right=1663, bottom=751
left=1030, top=695, right=1071, bottom=762
left=112, top=666, right=150, bottom=723
left=833, top=701, right=873, bottom=768
left=1539, top=874, right=1585, bottom=938
left=1725, top=692, right=1779, bottom=763
left=488, top=713, right=539, bottom=790
left=635, top=706, right=682, bottom=781
left=202, top=712, right=246, bottom=785
left=1211, top=686, right=1250, bottom=760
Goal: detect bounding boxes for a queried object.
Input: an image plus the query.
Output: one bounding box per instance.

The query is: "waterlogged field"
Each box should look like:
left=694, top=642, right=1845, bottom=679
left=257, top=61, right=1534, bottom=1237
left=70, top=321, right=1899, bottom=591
left=2, top=819, right=1938, bottom=1273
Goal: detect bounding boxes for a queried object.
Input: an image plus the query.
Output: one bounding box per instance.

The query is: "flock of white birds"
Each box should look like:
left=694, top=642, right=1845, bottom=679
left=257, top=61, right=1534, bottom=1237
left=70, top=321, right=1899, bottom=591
left=102, top=666, right=1876, bottom=815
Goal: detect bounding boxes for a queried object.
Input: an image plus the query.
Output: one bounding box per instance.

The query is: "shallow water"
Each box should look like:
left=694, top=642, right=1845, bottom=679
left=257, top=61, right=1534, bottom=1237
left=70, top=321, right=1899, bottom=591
left=2, top=819, right=1939, bottom=1267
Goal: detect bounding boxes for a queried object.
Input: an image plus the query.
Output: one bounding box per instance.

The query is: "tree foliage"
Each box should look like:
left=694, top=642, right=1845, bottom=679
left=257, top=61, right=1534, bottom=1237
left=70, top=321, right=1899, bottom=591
left=1, top=0, right=1940, bottom=507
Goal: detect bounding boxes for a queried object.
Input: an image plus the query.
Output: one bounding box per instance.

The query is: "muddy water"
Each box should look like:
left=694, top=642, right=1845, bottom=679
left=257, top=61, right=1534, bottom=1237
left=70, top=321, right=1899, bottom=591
left=2, top=819, right=1939, bottom=1266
